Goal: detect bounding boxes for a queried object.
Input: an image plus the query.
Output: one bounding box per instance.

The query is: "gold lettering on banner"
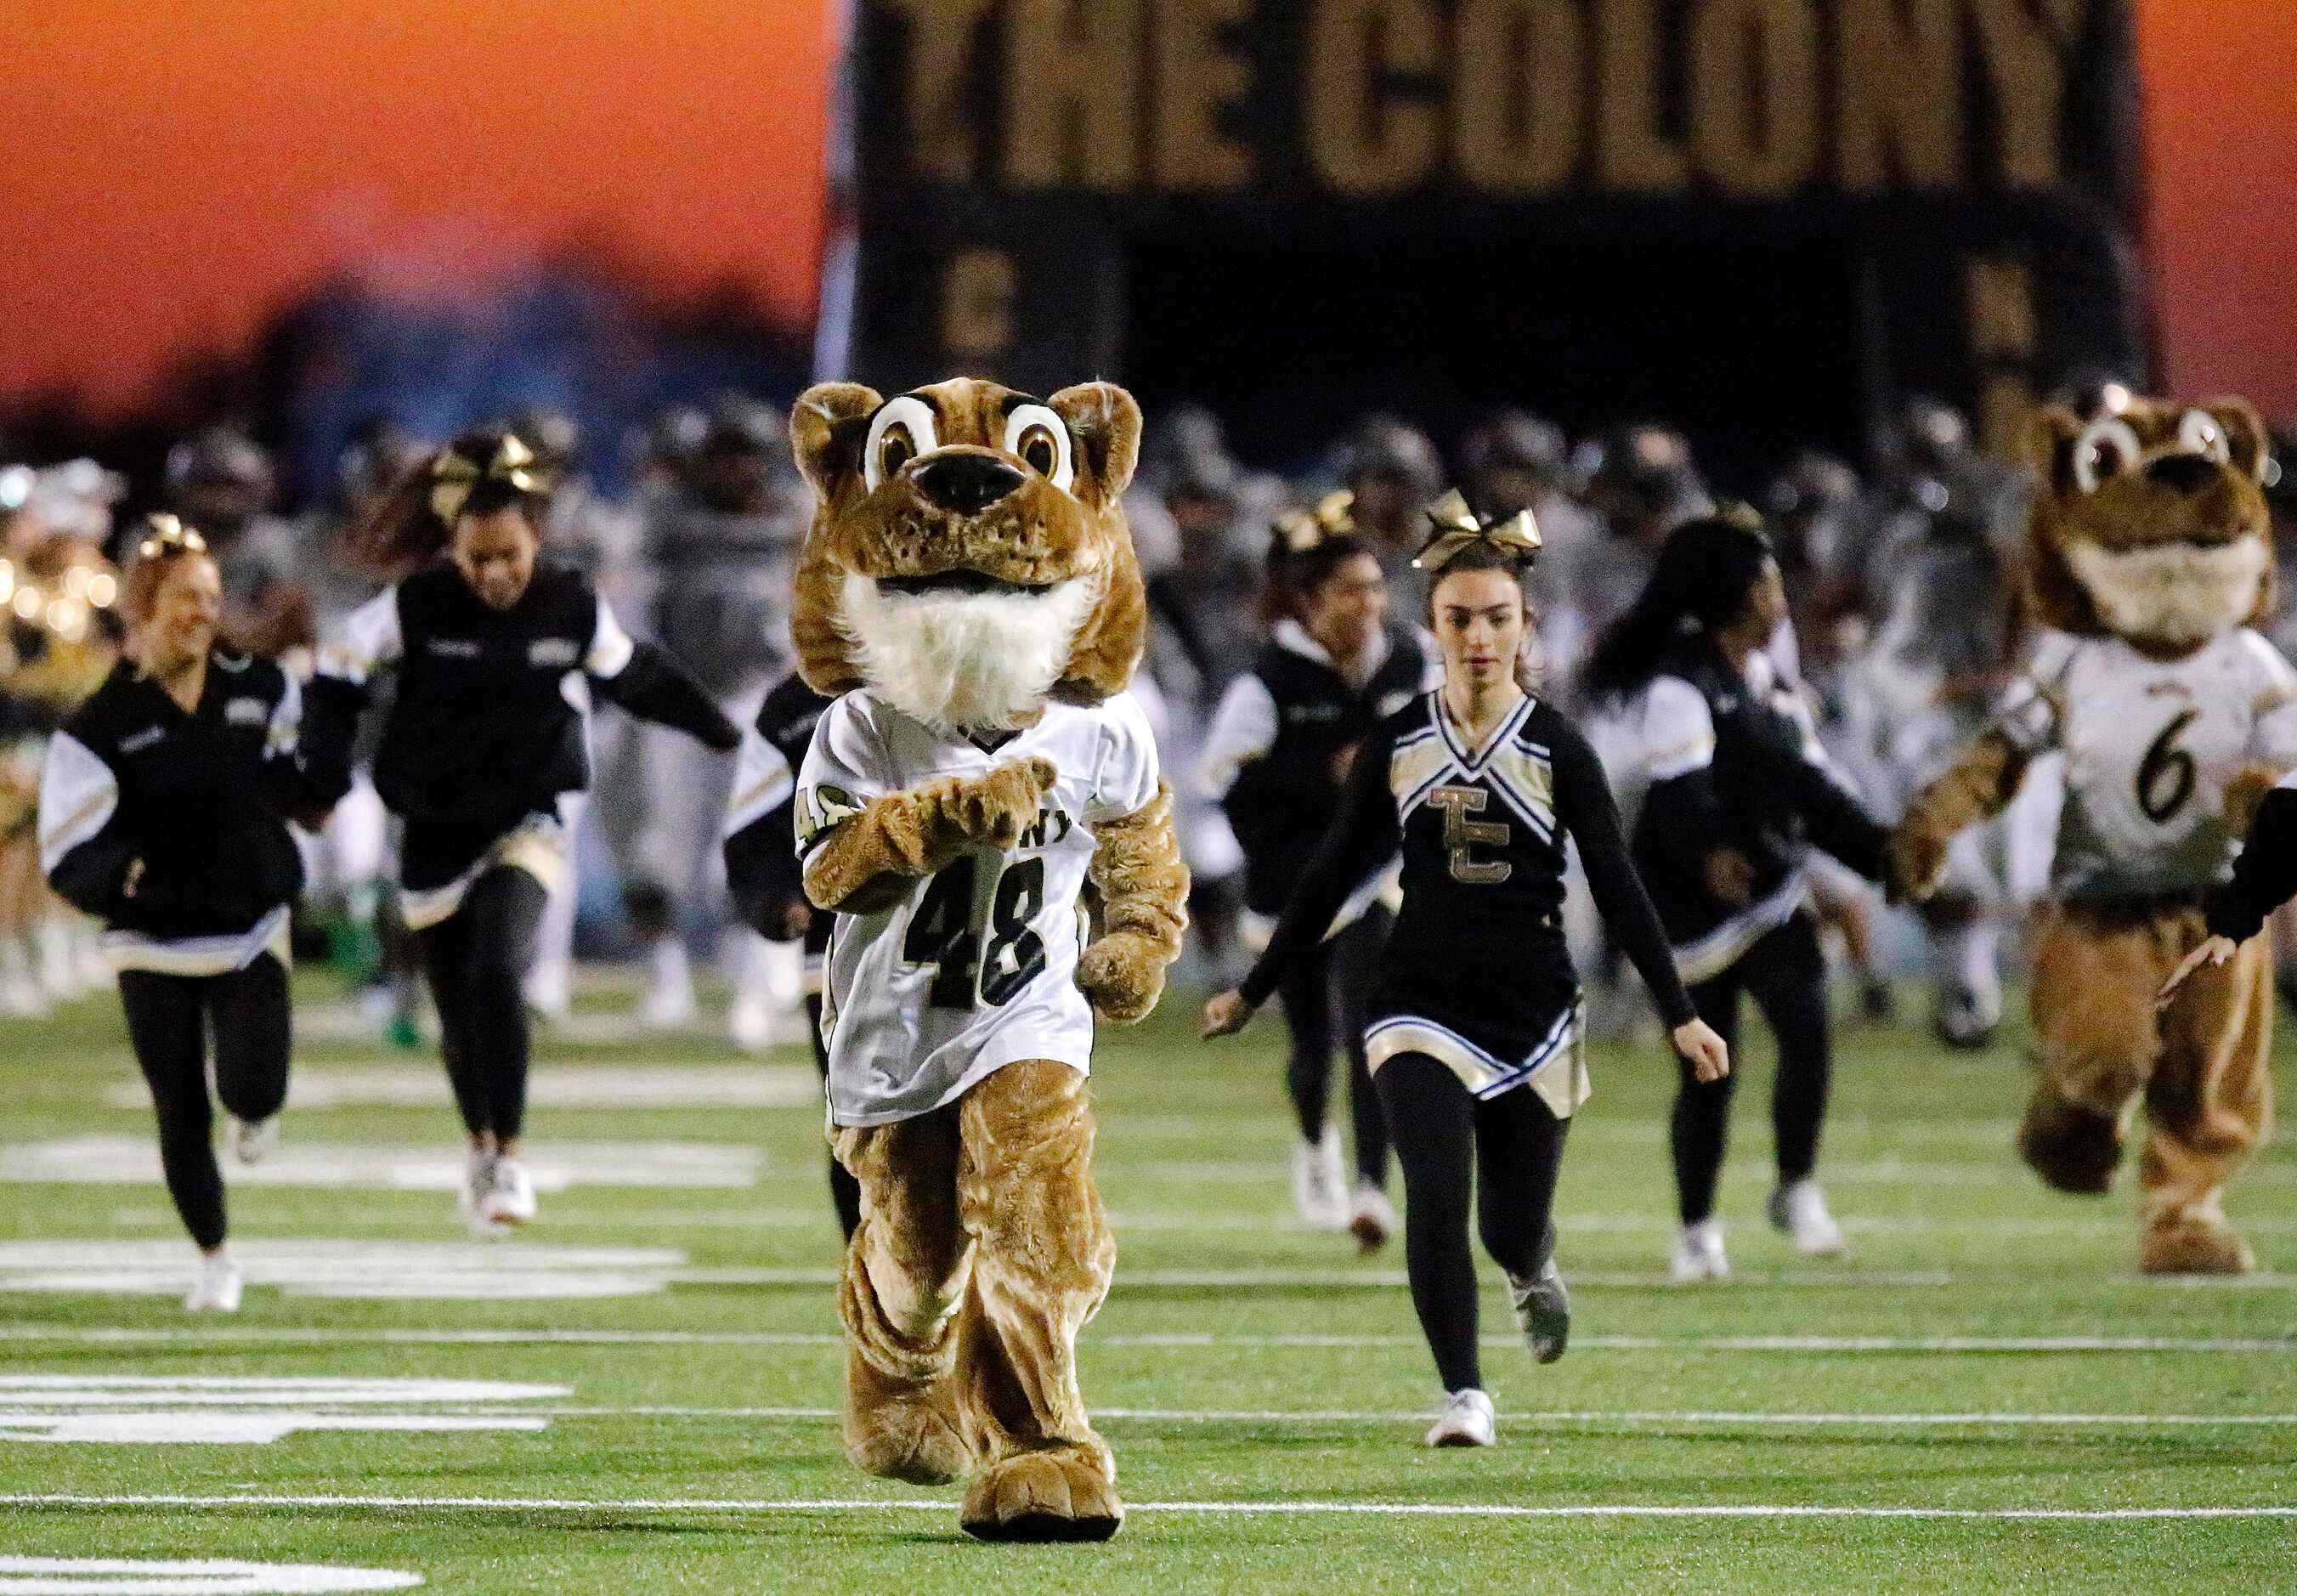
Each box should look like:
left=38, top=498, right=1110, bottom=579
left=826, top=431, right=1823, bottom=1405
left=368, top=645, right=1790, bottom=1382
left=1835, top=0, right=1962, bottom=191
left=1307, top=0, right=1444, bottom=195
left=1594, top=0, right=1689, bottom=191
left=1430, top=785, right=1513, bottom=885
left=1967, top=257, right=2039, bottom=457
left=1155, top=0, right=1255, bottom=190
left=882, top=0, right=999, bottom=182
left=942, top=248, right=1016, bottom=356
left=1453, top=0, right=1584, bottom=193
left=1689, top=0, right=1821, bottom=196
left=1005, top=0, right=1141, bottom=187
left=1966, top=0, right=2068, bottom=188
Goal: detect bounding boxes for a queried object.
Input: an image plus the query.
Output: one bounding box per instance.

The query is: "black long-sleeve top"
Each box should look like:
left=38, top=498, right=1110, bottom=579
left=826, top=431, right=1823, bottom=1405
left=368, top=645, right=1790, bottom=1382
left=2206, top=781, right=2297, bottom=942
left=305, top=562, right=738, bottom=833
left=41, top=652, right=323, bottom=958
left=1239, top=690, right=1696, bottom=1068
left=722, top=669, right=835, bottom=955
left=1626, top=642, right=1887, bottom=982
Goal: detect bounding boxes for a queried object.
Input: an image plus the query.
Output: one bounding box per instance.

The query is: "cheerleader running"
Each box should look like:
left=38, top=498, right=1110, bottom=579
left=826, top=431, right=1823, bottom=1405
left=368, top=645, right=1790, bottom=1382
left=39, top=517, right=326, bottom=1310
left=1203, top=500, right=1728, bottom=1446
left=1584, top=512, right=1892, bottom=1282
left=1200, top=514, right=1436, bottom=1246
left=306, top=431, right=738, bottom=1237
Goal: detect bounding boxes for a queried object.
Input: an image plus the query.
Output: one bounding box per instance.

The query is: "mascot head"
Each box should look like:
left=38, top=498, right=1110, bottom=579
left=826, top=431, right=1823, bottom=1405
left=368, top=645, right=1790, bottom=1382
left=789, top=377, right=1146, bottom=733
left=2027, top=394, right=2276, bottom=654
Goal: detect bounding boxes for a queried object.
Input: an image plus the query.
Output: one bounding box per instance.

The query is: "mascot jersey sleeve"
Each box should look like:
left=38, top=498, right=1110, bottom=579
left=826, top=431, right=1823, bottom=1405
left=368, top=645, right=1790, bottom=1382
left=794, top=688, right=1163, bottom=1128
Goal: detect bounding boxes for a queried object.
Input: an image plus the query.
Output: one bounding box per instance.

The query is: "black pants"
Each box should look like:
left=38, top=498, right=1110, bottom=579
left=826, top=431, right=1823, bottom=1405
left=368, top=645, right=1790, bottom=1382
left=805, top=990, right=863, bottom=1241
left=118, top=953, right=291, bottom=1252
left=416, top=867, right=547, bottom=1143
left=1673, top=912, right=1833, bottom=1226
left=1375, top=1050, right=1569, bottom=1395
left=1276, top=905, right=1390, bottom=1186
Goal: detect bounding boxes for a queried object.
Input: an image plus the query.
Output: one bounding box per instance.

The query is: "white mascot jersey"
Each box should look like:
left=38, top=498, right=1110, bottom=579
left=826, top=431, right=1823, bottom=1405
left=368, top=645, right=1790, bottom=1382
left=1998, top=628, right=2297, bottom=901
left=795, top=688, right=1161, bottom=1126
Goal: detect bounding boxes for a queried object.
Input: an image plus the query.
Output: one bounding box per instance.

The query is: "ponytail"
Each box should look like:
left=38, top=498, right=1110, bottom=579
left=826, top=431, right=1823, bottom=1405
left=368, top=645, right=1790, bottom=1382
left=339, top=428, right=555, bottom=580
left=1582, top=512, right=1774, bottom=702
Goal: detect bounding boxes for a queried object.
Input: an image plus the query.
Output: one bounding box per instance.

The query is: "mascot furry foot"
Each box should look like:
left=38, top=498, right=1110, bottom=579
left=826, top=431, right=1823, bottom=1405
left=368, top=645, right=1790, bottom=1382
left=788, top=377, right=1186, bottom=1541
left=2140, top=1214, right=2255, bottom=1276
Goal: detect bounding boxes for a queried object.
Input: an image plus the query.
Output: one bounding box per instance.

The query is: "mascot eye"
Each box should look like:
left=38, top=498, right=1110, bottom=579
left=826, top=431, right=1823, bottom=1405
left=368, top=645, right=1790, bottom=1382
left=2071, top=416, right=2143, bottom=495
left=2176, top=410, right=2232, bottom=466
left=1003, top=404, right=1074, bottom=492
left=863, top=397, right=940, bottom=493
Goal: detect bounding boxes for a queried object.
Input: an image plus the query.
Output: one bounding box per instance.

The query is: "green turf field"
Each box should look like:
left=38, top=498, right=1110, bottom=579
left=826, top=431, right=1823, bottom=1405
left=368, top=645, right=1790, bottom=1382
left=1, top=975, right=2292, bottom=1593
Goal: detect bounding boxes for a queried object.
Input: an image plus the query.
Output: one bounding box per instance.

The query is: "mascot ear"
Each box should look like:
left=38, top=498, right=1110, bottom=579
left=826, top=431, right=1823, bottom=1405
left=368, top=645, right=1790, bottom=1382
left=1050, top=382, right=1143, bottom=504
left=2027, top=404, right=2084, bottom=495
left=791, top=382, right=883, bottom=501
left=2203, top=396, right=2272, bottom=483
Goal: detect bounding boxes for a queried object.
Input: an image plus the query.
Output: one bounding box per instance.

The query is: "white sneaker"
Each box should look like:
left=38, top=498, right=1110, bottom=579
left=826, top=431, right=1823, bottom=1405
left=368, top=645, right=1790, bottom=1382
left=524, top=957, right=572, bottom=1021
left=184, top=1253, right=242, bottom=1313
left=1768, top=1180, right=1847, bottom=1257
left=1292, top=1129, right=1348, bottom=1231
left=459, top=1151, right=508, bottom=1238
left=1424, top=1388, right=1497, bottom=1448
left=1669, top=1219, right=1730, bottom=1282
left=726, top=993, right=774, bottom=1054
left=229, top=1115, right=278, bottom=1166
left=1348, top=1181, right=1397, bottom=1254
left=482, top=1157, right=538, bottom=1226
left=1508, top=1257, right=1570, bottom=1363
left=641, top=939, right=697, bottom=1029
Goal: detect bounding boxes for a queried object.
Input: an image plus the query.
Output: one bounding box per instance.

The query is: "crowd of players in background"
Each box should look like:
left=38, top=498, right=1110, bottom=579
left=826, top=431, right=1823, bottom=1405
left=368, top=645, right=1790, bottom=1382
left=6, top=377, right=2291, bottom=1261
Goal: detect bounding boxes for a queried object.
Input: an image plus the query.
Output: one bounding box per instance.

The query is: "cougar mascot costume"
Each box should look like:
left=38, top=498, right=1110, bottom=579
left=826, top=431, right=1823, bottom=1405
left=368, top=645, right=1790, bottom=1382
left=1887, top=395, right=2291, bottom=1274
left=786, top=377, right=1187, bottom=1540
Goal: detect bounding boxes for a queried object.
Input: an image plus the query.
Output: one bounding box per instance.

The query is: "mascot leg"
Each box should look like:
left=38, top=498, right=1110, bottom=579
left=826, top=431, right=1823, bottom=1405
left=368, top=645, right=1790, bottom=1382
left=2140, top=921, right=2272, bottom=1276
left=831, top=1108, right=976, bottom=1483
left=2019, top=908, right=2159, bottom=1195
left=951, top=1059, right=1122, bottom=1543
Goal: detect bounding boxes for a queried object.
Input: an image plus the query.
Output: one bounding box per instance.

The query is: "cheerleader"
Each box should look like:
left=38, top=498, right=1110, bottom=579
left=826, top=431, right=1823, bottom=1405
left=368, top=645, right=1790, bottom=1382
left=39, top=517, right=324, bottom=1311
left=1584, top=513, right=1892, bottom=1282
left=1199, top=512, right=1437, bottom=1246
left=306, top=430, right=738, bottom=1237
left=721, top=665, right=862, bottom=1240
left=1203, top=499, right=1728, bottom=1447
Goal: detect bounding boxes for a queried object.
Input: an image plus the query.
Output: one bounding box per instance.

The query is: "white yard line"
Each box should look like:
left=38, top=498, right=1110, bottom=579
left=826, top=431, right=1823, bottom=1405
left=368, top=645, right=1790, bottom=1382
left=403, top=1404, right=2297, bottom=1429
left=3, top=1324, right=2291, bottom=1353
left=6, top=1491, right=2293, bottom=1522
left=664, top=1265, right=1961, bottom=1289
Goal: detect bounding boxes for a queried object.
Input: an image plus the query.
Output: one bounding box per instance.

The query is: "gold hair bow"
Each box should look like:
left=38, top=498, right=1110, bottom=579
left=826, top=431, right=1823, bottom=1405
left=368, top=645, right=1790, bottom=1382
left=137, top=513, right=207, bottom=560
left=1410, top=489, right=1542, bottom=570
left=429, top=434, right=553, bottom=524
left=1273, top=490, right=1359, bottom=553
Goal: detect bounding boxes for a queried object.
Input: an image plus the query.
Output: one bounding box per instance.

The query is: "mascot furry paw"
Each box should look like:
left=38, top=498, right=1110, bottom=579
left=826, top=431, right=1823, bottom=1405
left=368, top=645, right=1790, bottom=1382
left=1888, top=394, right=2286, bottom=1275
left=785, top=377, right=1187, bottom=1540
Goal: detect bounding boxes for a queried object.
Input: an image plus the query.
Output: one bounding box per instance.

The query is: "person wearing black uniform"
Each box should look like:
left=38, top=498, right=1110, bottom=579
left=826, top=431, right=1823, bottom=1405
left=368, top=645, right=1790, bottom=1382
left=1200, top=523, right=1434, bottom=1248
left=1204, top=501, right=1728, bottom=1449
left=1585, top=512, right=1892, bottom=1284
left=721, top=666, right=862, bottom=1241
left=306, top=430, right=738, bottom=1237
left=2162, top=772, right=2297, bottom=1005
left=39, top=517, right=330, bottom=1313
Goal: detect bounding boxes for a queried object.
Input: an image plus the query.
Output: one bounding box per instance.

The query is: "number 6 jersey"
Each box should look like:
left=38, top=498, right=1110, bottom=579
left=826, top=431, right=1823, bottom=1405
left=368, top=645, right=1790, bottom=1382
left=1998, top=627, right=2297, bottom=902
left=794, top=689, right=1162, bottom=1126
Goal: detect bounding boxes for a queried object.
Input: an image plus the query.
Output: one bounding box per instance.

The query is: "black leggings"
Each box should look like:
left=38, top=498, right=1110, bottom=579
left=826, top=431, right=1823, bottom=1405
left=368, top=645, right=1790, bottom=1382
left=1276, top=906, right=1390, bottom=1186
left=805, top=990, right=863, bottom=1241
left=1375, top=1050, right=1569, bottom=1395
left=416, top=867, right=547, bottom=1143
left=1673, top=912, right=1833, bottom=1225
left=118, top=954, right=291, bottom=1252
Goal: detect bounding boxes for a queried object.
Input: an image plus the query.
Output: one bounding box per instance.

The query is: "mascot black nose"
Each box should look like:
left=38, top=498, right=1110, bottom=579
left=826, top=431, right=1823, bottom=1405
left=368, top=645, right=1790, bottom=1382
left=915, top=452, right=1026, bottom=514
left=2147, top=452, right=2218, bottom=493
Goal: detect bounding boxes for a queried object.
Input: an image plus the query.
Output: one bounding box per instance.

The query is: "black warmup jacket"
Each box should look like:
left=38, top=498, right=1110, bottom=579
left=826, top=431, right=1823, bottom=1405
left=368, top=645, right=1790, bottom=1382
left=722, top=669, right=835, bottom=959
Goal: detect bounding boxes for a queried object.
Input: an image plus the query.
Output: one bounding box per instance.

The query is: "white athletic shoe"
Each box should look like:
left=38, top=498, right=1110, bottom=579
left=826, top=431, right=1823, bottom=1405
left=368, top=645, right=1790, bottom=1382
left=1508, top=1257, right=1570, bottom=1363
left=641, top=939, right=697, bottom=1029
left=1768, top=1180, right=1847, bottom=1257
left=1347, top=1181, right=1397, bottom=1254
left=1669, top=1219, right=1730, bottom=1282
left=726, top=993, right=775, bottom=1054
left=1292, top=1128, right=1349, bottom=1231
left=229, top=1114, right=278, bottom=1166
left=458, top=1151, right=508, bottom=1238
left=482, top=1157, right=538, bottom=1226
left=524, top=957, right=573, bottom=1021
left=184, top=1253, right=242, bottom=1313
left=1424, top=1388, right=1497, bottom=1448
